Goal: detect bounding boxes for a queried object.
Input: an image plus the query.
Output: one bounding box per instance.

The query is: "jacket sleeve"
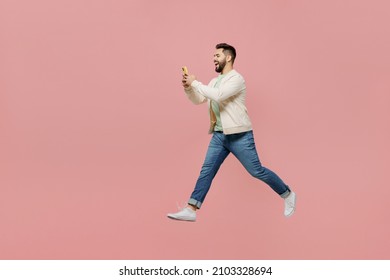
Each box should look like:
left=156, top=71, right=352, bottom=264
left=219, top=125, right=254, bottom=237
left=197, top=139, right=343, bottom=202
left=190, top=74, right=245, bottom=102
left=183, top=85, right=208, bottom=105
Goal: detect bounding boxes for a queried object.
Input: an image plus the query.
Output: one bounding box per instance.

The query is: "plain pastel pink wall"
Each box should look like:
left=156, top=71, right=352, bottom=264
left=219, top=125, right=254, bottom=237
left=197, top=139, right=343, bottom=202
left=1, top=0, right=389, bottom=259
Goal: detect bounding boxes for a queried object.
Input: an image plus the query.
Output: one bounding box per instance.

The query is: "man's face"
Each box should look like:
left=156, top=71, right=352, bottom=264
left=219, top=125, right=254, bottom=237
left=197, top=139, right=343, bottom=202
left=214, top=48, right=227, bottom=73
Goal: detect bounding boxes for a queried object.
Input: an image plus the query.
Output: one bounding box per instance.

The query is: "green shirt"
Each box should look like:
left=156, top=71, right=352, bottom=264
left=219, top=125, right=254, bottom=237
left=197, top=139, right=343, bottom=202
left=211, top=74, right=225, bottom=131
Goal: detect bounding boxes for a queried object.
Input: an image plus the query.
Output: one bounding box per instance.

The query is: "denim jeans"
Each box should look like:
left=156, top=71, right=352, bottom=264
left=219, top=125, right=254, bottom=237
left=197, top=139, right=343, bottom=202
left=188, top=130, right=290, bottom=209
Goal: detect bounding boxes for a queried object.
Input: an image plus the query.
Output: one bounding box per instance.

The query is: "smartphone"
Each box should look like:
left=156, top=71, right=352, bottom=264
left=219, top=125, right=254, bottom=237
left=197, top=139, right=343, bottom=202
left=182, top=66, right=188, bottom=75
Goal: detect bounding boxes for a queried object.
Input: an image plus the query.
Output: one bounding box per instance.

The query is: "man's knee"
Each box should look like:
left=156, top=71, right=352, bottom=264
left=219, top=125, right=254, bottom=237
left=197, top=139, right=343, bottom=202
left=249, top=166, right=267, bottom=179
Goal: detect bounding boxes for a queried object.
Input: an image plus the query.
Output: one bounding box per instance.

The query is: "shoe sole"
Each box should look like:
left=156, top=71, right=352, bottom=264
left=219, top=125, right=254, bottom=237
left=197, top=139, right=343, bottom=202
left=284, top=194, right=297, bottom=218
left=167, top=215, right=196, bottom=222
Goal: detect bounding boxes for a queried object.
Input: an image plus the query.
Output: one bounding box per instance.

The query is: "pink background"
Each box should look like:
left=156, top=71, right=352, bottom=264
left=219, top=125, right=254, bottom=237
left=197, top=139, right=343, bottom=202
left=1, top=0, right=389, bottom=259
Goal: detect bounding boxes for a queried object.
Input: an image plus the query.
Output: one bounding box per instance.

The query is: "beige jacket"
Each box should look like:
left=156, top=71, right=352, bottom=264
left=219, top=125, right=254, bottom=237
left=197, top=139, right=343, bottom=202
left=184, top=69, right=253, bottom=135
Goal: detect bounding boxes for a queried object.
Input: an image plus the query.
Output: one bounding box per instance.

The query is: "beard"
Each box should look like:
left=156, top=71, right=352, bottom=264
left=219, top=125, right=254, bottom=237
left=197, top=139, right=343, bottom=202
left=215, top=59, right=226, bottom=73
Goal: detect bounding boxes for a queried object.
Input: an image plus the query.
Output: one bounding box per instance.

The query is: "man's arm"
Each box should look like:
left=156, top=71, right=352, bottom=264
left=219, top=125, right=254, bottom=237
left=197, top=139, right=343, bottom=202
left=184, top=86, right=207, bottom=105
left=190, top=75, right=245, bottom=102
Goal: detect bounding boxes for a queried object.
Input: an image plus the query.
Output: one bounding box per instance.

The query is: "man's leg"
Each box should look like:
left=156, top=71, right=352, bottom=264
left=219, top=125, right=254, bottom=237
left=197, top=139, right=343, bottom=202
left=167, top=132, right=230, bottom=221
left=228, top=131, right=296, bottom=216
left=188, top=132, right=230, bottom=209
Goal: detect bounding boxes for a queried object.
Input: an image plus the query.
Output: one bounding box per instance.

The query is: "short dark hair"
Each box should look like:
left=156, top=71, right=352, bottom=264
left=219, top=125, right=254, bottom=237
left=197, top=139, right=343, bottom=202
left=216, top=43, right=237, bottom=63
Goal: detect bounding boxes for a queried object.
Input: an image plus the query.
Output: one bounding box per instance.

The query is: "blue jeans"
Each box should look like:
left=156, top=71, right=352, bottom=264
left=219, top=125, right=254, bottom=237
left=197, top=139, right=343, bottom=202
left=188, top=131, right=290, bottom=209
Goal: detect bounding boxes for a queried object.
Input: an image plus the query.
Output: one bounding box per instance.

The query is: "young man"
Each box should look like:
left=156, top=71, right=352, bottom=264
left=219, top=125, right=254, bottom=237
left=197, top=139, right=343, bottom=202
left=167, top=43, right=296, bottom=222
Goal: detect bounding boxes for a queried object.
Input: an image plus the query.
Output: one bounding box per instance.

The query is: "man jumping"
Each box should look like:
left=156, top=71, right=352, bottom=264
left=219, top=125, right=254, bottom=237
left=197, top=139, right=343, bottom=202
left=168, top=43, right=296, bottom=222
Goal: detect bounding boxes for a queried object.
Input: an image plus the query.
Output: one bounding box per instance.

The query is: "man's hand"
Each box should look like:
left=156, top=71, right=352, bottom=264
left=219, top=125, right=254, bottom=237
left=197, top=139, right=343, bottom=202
left=182, top=74, right=196, bottom=88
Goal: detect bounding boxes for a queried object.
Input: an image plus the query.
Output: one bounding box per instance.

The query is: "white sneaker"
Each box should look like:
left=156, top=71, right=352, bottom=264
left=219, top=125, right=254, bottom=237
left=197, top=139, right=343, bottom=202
left=284, top=191, right=296, bottom=217
left=167, top=207, right=196, bottom=222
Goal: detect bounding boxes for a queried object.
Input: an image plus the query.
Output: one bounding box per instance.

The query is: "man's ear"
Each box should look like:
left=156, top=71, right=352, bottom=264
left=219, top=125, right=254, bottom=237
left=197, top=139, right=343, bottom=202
left=226, top=55, right=232, bottom=63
